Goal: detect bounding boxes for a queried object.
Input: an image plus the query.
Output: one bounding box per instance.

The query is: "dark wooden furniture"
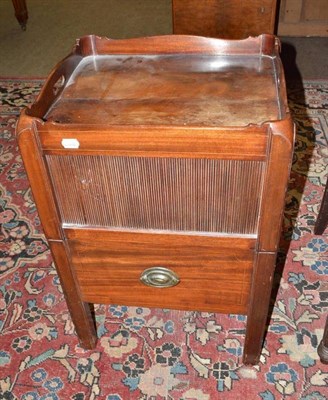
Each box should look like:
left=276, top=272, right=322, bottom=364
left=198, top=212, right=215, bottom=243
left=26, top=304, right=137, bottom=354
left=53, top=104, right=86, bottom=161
left=12, top=0, right=28, bottom=30
left=315, top=181, right=328, bottom=364
left=314, top=183, right=328, bottom=235
left=16, top=34, right=294, bottom=365
left=318, top=317, right=328, bottom=364
left=172, top=0, right=278, bottom=39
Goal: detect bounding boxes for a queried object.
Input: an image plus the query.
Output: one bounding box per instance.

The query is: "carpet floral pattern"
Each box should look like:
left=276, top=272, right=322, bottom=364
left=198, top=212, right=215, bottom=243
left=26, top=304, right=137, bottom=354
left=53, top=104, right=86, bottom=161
left=0, top=79, right=327, bottom=399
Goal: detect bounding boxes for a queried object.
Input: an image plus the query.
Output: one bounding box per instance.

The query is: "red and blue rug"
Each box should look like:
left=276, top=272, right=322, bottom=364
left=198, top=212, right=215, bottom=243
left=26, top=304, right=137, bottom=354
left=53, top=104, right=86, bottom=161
left=0, top=79, right=327, bottom=399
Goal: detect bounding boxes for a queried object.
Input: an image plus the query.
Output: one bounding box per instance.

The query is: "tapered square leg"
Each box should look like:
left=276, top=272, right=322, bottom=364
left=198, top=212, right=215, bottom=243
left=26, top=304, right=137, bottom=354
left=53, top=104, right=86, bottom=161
left=49, top=241, right=97, bottom=349
left=12, top=0, right=28, bottom=30
left=243, top=252, right=276, bottom=364
left=318, top=316, right=328, bottom=364
left=314, top=183, right=328, bottom=235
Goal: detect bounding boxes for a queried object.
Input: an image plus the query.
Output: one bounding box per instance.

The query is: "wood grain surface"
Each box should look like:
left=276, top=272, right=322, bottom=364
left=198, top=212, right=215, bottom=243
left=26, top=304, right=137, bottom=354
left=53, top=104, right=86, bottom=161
left=172, top=0, right=278, bottom=39
left=66, top=229, right=255, bottom=314
left=47, top=155, right=265, bottom=234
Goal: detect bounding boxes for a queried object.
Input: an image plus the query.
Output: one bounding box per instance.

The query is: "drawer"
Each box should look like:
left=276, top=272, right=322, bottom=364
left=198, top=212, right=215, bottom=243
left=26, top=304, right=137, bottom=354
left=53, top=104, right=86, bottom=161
left=65, top=228, right=256, bottom=314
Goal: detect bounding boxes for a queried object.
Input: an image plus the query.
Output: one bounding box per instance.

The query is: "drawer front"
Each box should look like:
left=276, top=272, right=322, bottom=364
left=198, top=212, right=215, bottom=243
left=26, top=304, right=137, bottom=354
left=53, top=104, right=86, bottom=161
left=66, top=229, right=256, bottom=314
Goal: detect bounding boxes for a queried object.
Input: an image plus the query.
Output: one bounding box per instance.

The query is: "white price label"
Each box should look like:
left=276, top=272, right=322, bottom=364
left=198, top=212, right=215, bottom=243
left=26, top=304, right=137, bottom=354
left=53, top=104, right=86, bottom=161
left=61, top=138, right=80, bottom=149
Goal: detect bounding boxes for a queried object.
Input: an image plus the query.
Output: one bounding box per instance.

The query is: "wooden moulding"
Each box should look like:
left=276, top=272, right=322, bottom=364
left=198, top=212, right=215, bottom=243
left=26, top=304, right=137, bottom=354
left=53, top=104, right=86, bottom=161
left=76, top=33, right=277, bottom=56
left=258, top=116, right=295, bottom=252
left=26, top=54, right=83, bottom=121
left=38, top=125, right=269, bottom=161
left=16, top=113, right=62, bottom=240
left=26, top=34, right=283, bottom=123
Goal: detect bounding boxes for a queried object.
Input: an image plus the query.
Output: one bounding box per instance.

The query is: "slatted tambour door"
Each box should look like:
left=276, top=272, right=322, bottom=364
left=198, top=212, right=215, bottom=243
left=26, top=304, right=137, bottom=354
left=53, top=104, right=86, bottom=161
left=46, top=155, right=265, bottom=235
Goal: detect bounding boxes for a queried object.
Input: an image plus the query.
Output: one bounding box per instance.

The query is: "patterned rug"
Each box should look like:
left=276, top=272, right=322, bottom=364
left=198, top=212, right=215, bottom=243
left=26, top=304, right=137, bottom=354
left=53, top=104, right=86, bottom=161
left=0, top=79, right=327, bottom=400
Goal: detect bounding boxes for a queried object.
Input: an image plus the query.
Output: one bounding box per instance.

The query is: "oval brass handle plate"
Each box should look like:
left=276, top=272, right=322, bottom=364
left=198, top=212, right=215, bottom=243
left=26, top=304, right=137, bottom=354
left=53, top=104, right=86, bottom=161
left=140, top=267, right=180, bottom=288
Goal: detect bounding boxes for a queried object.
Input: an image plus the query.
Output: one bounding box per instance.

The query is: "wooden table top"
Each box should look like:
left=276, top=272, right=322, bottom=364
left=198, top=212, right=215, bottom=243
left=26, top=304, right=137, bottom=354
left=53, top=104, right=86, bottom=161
left=45, top=53, right=280, bottom=127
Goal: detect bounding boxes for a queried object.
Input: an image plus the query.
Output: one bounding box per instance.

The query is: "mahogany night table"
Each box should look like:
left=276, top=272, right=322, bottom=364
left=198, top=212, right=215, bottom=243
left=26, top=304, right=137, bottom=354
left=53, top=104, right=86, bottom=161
left=16, top=34, right=294, bottom=364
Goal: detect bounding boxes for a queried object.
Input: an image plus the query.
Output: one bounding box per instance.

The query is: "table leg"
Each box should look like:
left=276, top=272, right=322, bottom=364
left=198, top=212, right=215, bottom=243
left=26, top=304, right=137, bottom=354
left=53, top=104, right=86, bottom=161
left=12, top=0, right=28, bottom=30
left=314, top=183, right=328, bottom=235
left=49, top=241, right=97, bottom=349
left=318, top=316, right=328, bottom=364
left=243, top=253, right=276, bottom=364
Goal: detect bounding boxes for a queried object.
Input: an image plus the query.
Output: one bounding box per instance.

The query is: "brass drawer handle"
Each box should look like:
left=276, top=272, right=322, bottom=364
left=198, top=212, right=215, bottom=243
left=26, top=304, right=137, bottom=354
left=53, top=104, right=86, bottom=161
left=140, top=267, right=180, bottom=288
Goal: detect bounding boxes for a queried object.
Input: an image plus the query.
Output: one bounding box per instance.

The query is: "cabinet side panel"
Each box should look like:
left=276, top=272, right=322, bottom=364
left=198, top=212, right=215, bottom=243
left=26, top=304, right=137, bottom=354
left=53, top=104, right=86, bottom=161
left=17, top=123, right=62, bottom=239
left=258, top=118, right=295, bottom=251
